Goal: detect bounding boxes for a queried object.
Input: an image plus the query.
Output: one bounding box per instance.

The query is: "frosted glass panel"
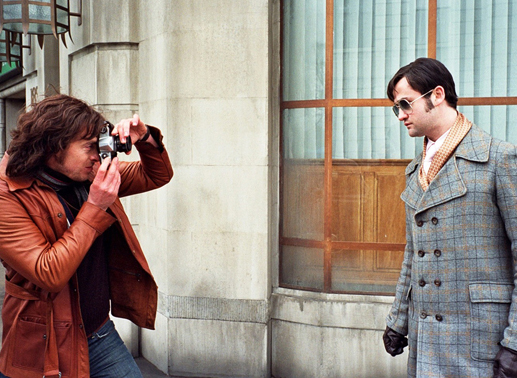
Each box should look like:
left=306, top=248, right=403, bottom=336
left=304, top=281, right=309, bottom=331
left=333, top=0, right=428, bottom=99
left=332, top=107, right=422, bottom=159
left=283, top=0, right=326, bottom=101
left=437, top=0, right=517, bottom=97
left=283, top=108, right=325, bottom=159
left=459, top=105, right=517, bottom=144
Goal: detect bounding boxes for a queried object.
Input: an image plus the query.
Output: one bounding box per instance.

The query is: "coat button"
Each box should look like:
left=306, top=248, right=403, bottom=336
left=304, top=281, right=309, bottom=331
left=418, top=250, right=425, bottom=257
left=419, top=279, right=426, bottom=287
left=420, top=311, right=428, bottom=319
left=57, top=213, right=63, bottom=218
left=434, top=279, right=442, bottom=287
left=432, top=217, right=438, bottom=225
left=434, top=249, right=442, bottom=257
left=435, top=314, right=443, bottom=322
left=417, top=220, right=424, bottom=227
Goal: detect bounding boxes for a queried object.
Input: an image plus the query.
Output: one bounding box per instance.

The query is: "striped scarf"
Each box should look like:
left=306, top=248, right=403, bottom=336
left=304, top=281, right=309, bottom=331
left=37, top=168, right=89, bottom=205
left=418, top=112, right=472, bottom=191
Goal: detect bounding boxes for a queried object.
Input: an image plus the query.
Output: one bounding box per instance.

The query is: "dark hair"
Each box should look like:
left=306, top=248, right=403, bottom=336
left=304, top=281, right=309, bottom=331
left=387, top=57, right=458, bottom=109
left=6, top=94, right=105, bottom=178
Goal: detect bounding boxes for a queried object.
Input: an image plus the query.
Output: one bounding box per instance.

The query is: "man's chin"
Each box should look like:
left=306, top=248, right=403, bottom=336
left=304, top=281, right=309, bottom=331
left=407, top=129, right=422, bottom=138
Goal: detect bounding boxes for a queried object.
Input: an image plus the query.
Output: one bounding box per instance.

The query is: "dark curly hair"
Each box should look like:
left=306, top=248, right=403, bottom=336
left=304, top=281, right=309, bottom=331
left=6, top=94, right=106, bottom=178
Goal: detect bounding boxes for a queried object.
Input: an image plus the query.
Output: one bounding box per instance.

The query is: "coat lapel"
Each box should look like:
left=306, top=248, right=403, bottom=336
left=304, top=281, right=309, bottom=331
left=401, top=124, right=491, bottom=215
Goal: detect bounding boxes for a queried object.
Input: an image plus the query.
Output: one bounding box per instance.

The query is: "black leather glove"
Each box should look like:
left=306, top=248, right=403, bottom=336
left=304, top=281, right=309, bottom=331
left=383, top=326, right=408, bottom=357
left=494, top=346, right=517, bottom=378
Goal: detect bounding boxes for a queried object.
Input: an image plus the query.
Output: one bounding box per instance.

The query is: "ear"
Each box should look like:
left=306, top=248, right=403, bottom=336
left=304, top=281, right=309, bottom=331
left=432, top=86, right=446, bottom=106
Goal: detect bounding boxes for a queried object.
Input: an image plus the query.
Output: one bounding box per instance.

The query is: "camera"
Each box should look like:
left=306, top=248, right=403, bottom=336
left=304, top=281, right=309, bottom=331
left=98, top=121, right=132, bottom=163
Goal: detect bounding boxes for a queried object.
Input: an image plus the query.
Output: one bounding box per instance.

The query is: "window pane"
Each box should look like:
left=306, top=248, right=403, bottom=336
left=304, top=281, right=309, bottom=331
left=282, top=108, right=325, bottom=241
left=282, top=160, right=324, bottom=241
left=283, top=0, right=326, bottom=101
left=437, top=1, right=517, bottom=97
left=332, top=249, right=401, bottom=294
left=331, top=162, right=406, bottom=243
left=282, top=246, right=324, bottom=290
left=458, top=105, right=517, bottom=144
left=333, top=0, right=428, bottom=99
left=283, top=108, right=325, bottom=159
left=332, top=107, right=423, bottom=159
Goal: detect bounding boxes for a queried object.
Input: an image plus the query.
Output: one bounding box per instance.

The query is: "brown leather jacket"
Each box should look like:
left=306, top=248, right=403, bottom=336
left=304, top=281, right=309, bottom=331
left=0, top=126, right=173, bottom=378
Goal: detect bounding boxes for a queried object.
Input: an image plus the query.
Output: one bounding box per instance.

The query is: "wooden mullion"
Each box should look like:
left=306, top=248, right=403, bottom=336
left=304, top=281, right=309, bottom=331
left=278, top=0, right=285, bottom=290
left=428, top=0, right=437, bottom=58
left=332, top=241, right=406, bottom=252
left=281, top=237, right=326, bottom=249
left=282, top=97, right=517, bottom=110
left=459, top=97, right=517, bottom=106
left=323, top=0, right=334, bottom=292
left=280, top=237, right=405, bottom=252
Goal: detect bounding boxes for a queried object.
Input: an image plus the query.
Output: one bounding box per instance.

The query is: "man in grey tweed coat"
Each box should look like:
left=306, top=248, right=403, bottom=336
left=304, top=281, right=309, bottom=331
left=383, top=58, right=517, bottom=378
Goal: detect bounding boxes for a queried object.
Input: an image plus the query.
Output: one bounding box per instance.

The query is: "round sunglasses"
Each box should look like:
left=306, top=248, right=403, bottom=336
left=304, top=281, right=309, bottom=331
left=392, top=89, right=434, bottom=117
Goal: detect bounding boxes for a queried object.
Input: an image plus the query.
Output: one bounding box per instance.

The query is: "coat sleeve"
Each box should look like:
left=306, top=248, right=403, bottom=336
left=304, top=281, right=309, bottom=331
left=0, top=189, right=116, bottom=293
left=494, top=142, right=517, bottom=351
left=117, top=125, right=173, bottom=198
left=386, top=205, right=413, bottom=336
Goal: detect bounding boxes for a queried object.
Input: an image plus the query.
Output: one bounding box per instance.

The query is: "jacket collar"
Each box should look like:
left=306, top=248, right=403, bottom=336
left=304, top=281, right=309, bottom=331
left=453, top=123, right=491, bottom=163
left=401, top=124, right=491, bottom=214
left=404, top=124, right=490, bottom=177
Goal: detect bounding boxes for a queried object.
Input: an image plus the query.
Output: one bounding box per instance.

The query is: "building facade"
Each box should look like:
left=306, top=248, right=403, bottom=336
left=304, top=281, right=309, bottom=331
left=0, top=1, right=515, bottom=377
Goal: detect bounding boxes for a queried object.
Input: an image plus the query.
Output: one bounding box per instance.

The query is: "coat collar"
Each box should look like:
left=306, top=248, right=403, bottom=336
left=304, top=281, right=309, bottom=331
left=401, top=124, right=491, bottom=214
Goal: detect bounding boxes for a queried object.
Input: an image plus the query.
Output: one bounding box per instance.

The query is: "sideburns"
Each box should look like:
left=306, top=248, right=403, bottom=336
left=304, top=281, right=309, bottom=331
left=424, top=98, right=435, bottom=113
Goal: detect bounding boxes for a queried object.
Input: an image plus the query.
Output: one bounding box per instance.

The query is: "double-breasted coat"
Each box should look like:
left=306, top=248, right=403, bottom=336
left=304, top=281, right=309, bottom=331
left=386, top=124, right=517, bottom=377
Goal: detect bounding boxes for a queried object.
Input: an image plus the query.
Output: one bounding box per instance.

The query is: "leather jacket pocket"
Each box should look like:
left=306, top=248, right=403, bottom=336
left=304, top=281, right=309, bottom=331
left=12, top=316, right=72, bottom=376
left=469, top=282, right=513, bottom=361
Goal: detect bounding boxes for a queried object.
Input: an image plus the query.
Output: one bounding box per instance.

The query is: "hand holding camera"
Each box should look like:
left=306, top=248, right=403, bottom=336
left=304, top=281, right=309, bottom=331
left=98, top=121, right=132, bottom=163
left=88, top=156, right=121, bottom=211
left=98, top=114, right=150, bottom=163
left=114, top=113, right=148, bottom=145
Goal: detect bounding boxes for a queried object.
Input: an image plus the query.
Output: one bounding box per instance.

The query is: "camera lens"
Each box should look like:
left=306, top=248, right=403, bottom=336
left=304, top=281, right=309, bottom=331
left=115, top=135, right=132, bottom=153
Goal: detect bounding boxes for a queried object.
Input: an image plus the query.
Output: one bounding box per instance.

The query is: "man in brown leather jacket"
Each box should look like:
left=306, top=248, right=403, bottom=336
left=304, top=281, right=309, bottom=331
left=0, top=94, right=173, bottom=378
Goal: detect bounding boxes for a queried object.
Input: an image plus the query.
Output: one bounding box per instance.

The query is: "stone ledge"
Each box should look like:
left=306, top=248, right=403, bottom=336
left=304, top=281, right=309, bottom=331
left=271, top=291, right=392, bottom=330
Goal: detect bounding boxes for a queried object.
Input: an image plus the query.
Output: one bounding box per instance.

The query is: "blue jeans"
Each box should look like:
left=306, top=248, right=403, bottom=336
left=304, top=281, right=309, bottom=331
left=0, top=319, right=142, bottom=378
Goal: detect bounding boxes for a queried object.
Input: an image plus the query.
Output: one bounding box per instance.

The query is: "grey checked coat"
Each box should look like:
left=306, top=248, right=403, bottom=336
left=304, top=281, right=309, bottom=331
left=386, top=124, right=517, bottom=378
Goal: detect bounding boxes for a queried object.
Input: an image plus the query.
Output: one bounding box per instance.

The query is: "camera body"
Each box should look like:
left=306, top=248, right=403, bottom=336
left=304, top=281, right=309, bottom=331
left=98, top=121, right=132, bottom=163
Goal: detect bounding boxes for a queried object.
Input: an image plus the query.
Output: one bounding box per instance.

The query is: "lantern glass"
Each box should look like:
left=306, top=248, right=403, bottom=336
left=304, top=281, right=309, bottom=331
left=56, top=7, right=69, bottom=28
left=1, top=0, right=71, bottom=35
left=28, top=4, right=50, bottom=22
left=3, top=4, right=22, bottom=29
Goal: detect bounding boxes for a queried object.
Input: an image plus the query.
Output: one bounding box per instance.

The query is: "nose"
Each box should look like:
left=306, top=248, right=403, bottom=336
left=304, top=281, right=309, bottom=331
left=398, top=110, right=409, bottom=121
left=91, top=152, right=100, bottom=162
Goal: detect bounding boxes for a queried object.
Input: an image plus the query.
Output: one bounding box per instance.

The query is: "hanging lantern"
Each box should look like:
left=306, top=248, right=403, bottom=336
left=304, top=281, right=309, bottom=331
left=0, top=0, right=81, bottom=39
left=0, top=29, right=27, bottom=64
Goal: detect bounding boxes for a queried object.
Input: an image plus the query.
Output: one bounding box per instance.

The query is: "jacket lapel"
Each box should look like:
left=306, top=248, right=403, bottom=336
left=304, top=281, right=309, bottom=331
left=400, top=156, right=423, bottom=210
left=401, top=124, right=491, bottom=216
